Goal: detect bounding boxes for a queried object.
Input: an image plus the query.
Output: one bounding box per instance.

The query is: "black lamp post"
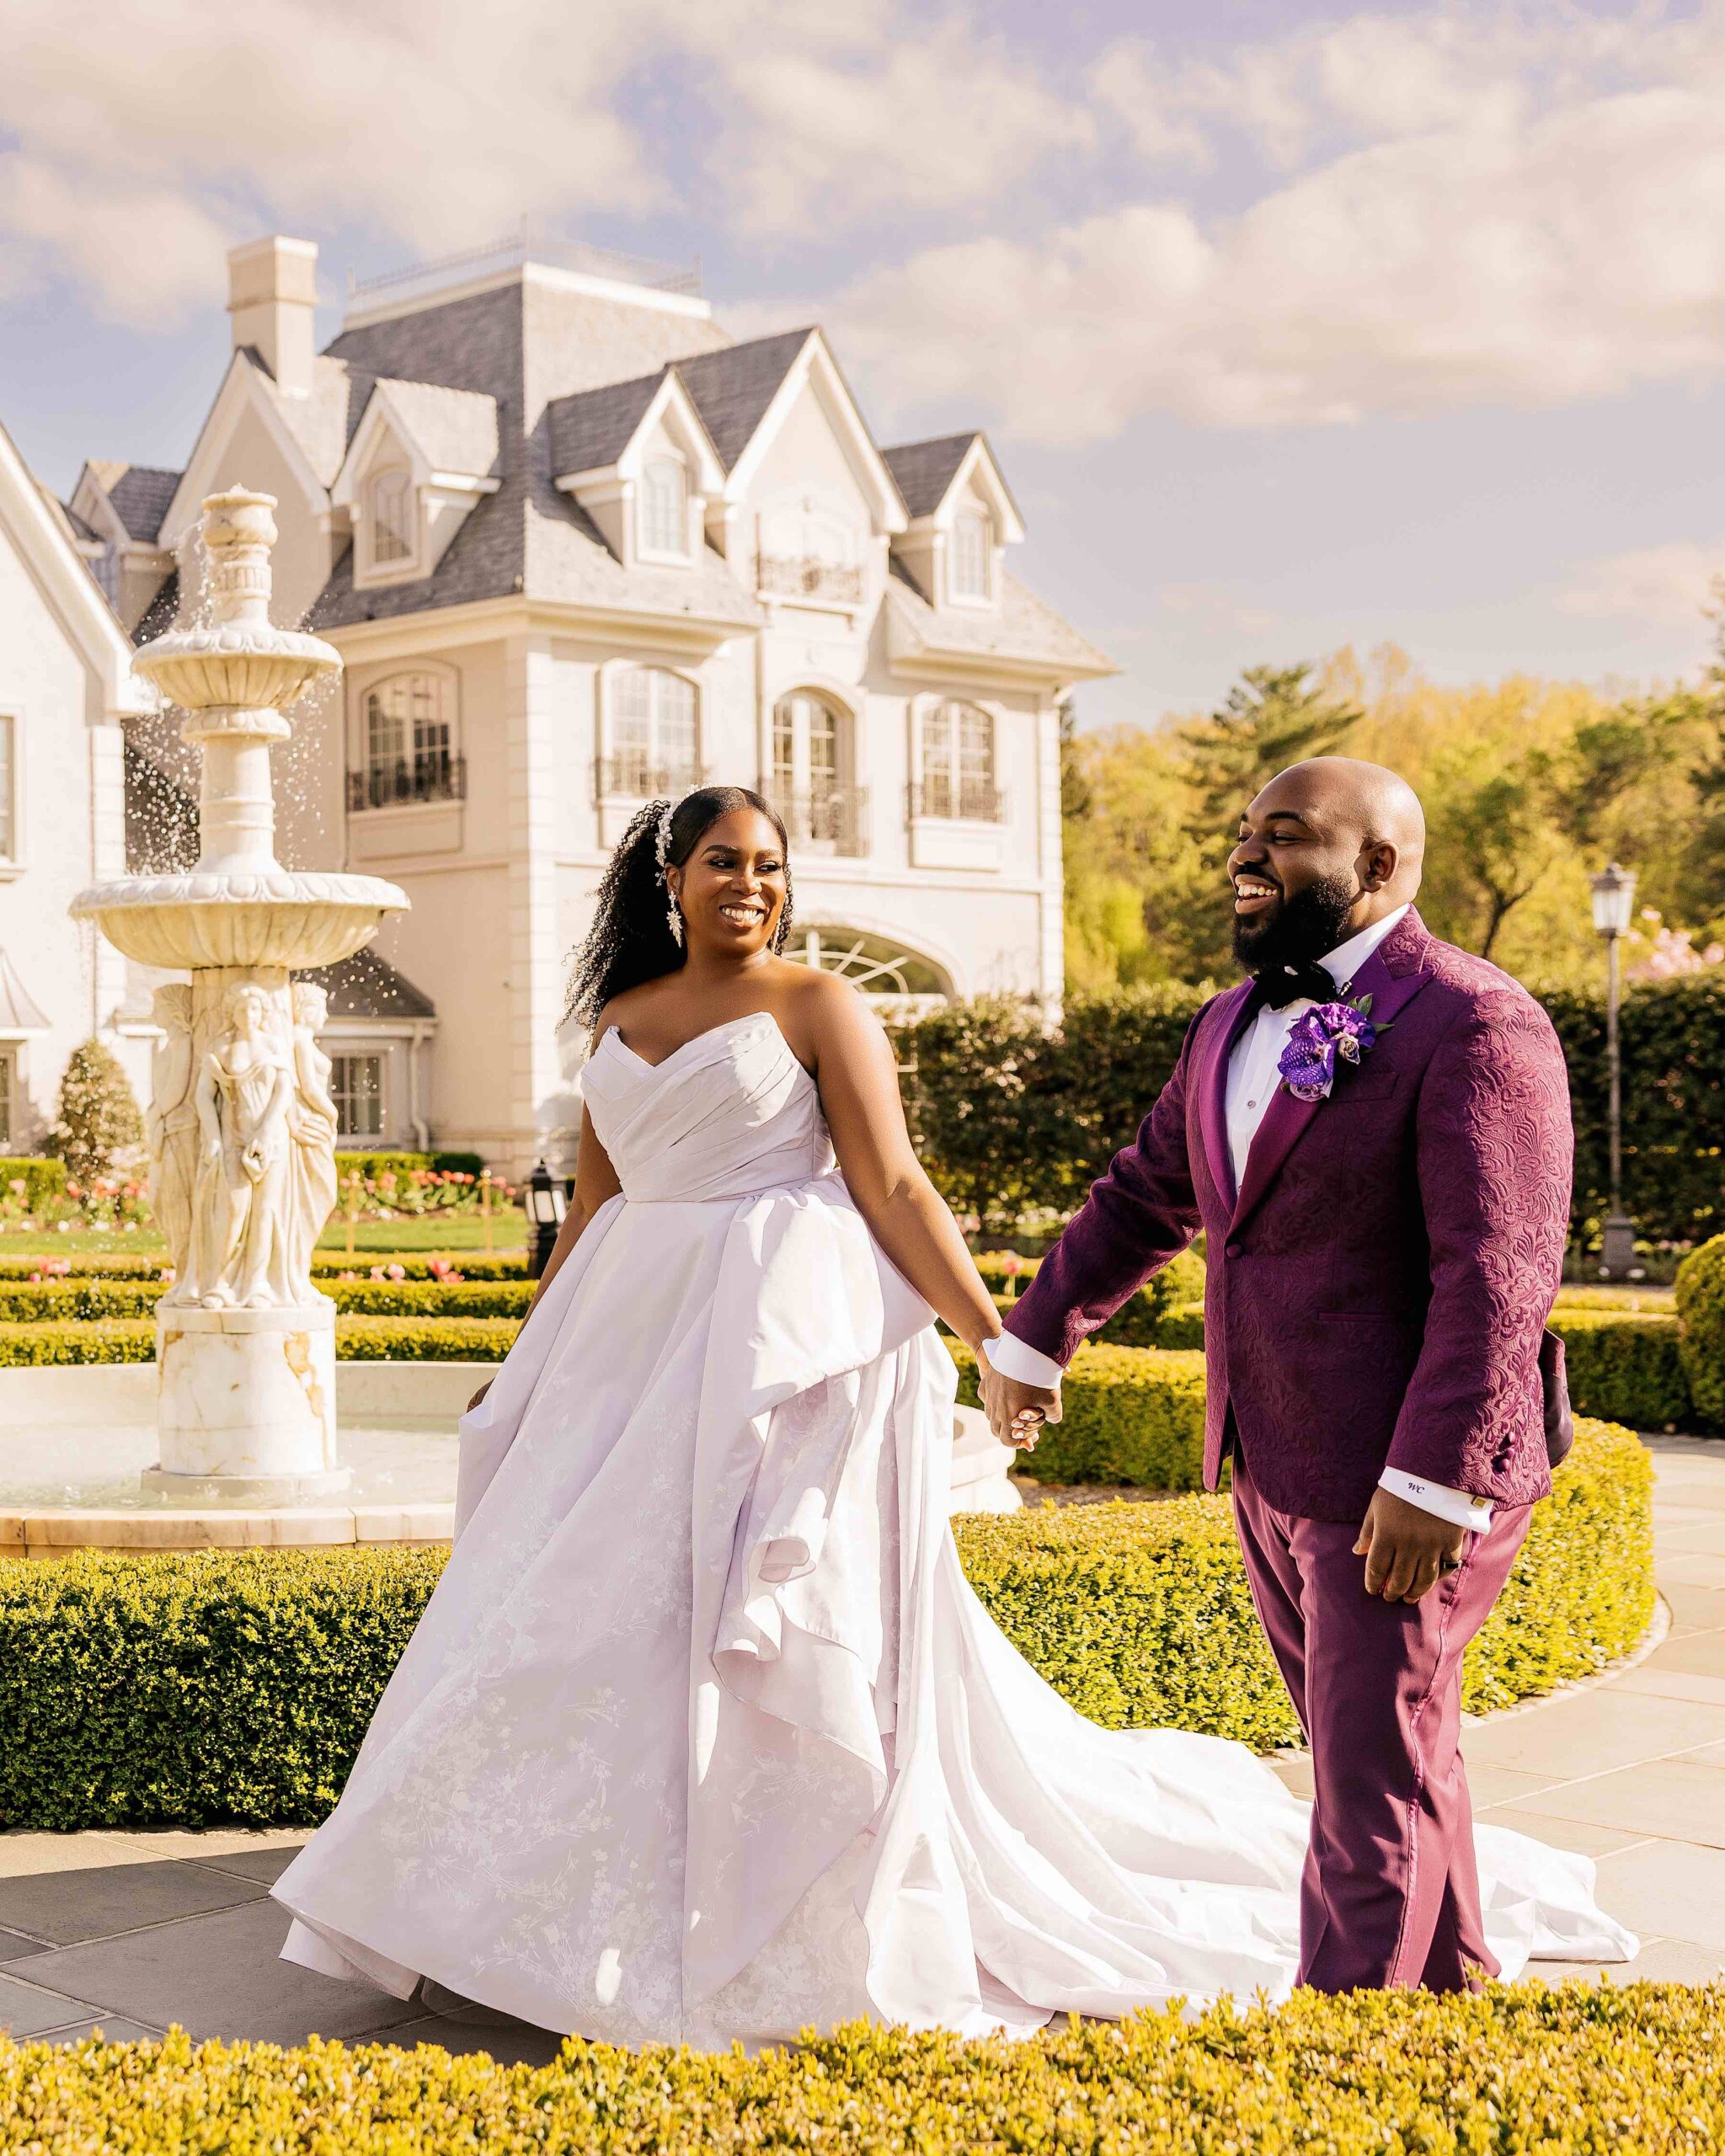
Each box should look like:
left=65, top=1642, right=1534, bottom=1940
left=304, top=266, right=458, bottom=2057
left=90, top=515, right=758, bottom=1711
left=526, top=1157, right=566, bottom=1278
left=1589, top=862, right=1641, bottom=1281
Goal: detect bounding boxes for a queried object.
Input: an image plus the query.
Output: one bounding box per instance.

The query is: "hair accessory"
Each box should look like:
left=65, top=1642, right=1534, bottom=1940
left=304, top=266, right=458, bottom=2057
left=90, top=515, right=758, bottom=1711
left=653, top=799, right=675, bottom=877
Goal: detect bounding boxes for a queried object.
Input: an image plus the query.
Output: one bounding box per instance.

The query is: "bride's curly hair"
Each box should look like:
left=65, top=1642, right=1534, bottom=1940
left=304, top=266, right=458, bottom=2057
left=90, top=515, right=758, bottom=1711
left=563, top=786, right=795, bottom=1030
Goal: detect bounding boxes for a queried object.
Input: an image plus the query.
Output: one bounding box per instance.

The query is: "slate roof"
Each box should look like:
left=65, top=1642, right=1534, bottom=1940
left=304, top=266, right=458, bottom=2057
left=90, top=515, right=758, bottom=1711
left=102, top=465, right=182, bottom=543
left=545, top=371, right=665, bottom=478
left=882, top=434, right=978, bottom=519
left=132, top=568, right=180, bottom=646
left=369, top=377, right=499, bottom=479
left=296, top=947, right=437, bottom=1020
left=674, top=329, right=814, bottom=469
left=887, top=568, right=1115, bottom=682
left=53, top=497, right=101, bottom=547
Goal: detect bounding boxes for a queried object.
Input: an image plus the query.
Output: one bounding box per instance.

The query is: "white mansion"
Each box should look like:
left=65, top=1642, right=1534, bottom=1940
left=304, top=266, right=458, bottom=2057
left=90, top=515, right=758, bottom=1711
left=0, top=233, right=1112, bottom=1170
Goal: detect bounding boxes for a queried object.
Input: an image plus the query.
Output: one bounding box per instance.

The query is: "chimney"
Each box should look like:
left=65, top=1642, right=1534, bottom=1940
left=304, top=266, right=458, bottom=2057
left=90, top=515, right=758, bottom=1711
left=227, top=236, right=318, bottom=398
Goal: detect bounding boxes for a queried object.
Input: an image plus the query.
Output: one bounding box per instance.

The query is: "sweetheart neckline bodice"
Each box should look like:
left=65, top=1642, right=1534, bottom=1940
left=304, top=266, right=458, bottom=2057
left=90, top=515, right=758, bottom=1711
left=599, top=1008, right=814, bottom=1086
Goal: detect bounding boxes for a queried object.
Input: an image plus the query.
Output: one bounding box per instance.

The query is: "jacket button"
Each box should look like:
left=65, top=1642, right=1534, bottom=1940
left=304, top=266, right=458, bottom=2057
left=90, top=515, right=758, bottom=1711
left=1225, top=1242, right=1243, bottom=1259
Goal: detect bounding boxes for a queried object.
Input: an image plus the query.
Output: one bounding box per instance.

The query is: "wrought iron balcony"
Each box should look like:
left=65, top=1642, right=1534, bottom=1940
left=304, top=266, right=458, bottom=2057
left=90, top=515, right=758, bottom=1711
left=348, top=753, right=466, bottom=813
left=597, top=755, right=705, bottom=801
left=906, top=779, right=1006, bottom=825
left=757, top=555, right=865, bottom=606
left=771, top=786, right=870, bottom=857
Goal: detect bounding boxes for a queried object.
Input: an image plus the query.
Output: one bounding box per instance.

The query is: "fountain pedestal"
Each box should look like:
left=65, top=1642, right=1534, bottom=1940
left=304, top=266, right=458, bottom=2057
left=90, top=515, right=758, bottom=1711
left=73, top=489, right=407, bottom=1507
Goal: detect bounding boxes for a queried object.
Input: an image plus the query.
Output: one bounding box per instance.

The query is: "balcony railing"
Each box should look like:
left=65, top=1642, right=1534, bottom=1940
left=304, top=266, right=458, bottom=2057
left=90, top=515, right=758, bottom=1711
left=348, top=753, right=467, bottom=814
left=598, top=755, right=705, bottom=801
left=771, top=786, right=869, bottom=857
left=907, top=779, right=1006, bottom=825
left=757, top=556, right=865, bottom=606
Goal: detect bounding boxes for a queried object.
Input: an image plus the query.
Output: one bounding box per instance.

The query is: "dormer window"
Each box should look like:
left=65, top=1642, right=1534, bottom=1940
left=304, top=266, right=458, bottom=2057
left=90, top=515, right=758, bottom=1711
left=640, top=456, right=689, bottom=559
left=367, top=468, right=415, bottom=571
left=951, top=508, right=992, bottom=602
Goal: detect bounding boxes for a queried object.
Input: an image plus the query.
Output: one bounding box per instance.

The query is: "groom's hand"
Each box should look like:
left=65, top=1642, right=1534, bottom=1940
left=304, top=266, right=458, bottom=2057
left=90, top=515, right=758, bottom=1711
left=1354, top=1487, right=1466, bottom=1603
left=980, top=1361, right=1062, bottom=1450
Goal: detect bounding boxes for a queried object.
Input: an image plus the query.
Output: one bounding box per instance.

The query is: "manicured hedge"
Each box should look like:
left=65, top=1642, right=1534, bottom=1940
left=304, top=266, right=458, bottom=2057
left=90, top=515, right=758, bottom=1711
left=1676, top=1233, right=1725, bottom=1431
left=0, top=1251, right=532, bottom=1283
left=0, top=1278, right=163, bottom=1322
left=0, top=1156, right=67, bottom=1208
left=0, top=1420, right=1651, bottom=1831
left=334, top=1150, right=487, bottom=1181
left=0, top=1315, right=521, bottom=1367
left=951, top=1338, right=1210, bottom=1490
left=7, top=1985, right=1724, bottom=2151
left=1548, top=1309, right=1690, bottom=1431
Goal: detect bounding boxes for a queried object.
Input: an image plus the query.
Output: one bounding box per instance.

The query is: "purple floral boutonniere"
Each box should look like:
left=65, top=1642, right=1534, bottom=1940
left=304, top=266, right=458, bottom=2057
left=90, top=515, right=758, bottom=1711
left=1278, top=993, right=1388, bottom=1102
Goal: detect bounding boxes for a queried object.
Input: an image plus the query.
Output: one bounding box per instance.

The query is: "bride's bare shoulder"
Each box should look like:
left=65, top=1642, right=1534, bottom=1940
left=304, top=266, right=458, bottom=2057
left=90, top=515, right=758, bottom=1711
left=777, top=964, right=890, bottom=1062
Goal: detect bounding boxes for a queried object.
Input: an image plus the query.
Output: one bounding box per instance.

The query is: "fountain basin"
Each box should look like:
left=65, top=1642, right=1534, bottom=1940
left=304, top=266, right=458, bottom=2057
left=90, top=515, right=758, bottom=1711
left=133, top=622, right=340, bottom=712
left=71, top=868, right=408, bottom=968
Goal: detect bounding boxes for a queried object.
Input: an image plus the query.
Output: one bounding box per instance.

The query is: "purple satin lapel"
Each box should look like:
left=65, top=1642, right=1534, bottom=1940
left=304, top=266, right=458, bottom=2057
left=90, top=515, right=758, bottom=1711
left=1199, top=983, right=1257, bottom=1210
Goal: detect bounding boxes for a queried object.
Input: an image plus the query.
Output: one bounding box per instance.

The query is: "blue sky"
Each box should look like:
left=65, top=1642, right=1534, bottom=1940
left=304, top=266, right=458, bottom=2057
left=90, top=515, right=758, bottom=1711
left=3, top=0, right=1722, bottom=728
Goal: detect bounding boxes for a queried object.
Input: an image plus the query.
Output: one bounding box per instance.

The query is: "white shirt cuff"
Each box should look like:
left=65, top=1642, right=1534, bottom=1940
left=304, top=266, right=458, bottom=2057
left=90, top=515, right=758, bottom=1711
left=1379, top=1468, right=1493, bottom=1532
left=981, top=1332, right=1065, bottom=1390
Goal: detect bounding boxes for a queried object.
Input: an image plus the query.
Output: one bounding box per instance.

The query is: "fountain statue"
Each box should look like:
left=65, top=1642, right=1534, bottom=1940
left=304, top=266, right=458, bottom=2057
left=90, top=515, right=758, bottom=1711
left=73, top=489, right=407, bottom=1502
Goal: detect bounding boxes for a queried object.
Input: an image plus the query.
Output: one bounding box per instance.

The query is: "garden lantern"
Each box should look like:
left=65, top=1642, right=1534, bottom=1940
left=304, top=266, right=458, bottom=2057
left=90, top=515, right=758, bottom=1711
left=1588, top=862, right=1640, bottom=1280
left=526, top=1158, right=567, bottom=1278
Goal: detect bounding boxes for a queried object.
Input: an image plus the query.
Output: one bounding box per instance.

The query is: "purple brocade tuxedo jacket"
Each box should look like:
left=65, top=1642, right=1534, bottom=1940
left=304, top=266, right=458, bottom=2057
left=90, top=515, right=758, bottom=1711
left=1004, top=910, right=1573, bottom=1523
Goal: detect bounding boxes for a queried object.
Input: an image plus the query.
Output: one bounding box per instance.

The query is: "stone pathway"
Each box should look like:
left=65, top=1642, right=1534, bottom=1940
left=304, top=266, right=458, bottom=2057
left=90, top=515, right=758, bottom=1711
left=0, top=1438, right=1719, bottom=2065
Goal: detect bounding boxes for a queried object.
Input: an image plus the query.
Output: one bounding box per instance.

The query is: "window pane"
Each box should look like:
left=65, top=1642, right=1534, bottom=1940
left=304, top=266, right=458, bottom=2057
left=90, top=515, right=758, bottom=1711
left=921, top=704, right=954, bottom=818
left=0, top=716, right=13, bottom=860
left=331, top=1054, right=384, bottom=1139
left=806, top=697, right=838, bottom=794
left=642, top=458, right=686, bottom=555
left=772, top=699, right=796, bottom=790
left=371, top=471, right=413, bottom=565
left=953, top=510, right=990, bottom=599
left=652, top=671, right=697, bottom=772
left=958, top=703, right=994, bottom=787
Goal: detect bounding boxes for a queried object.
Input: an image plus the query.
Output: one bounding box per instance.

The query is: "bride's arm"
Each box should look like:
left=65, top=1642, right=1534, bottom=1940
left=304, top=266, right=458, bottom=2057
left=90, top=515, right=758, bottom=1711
left=465, top=1102, right=621, bottom=1412
left=809, top=982, right=1001, bottom=1358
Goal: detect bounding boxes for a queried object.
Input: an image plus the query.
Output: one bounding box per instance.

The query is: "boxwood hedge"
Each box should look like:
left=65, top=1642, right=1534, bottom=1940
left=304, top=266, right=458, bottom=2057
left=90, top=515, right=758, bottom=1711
left=951, top=1338, right=1210, bottom=1489
left=0, top=1315, right=521, bottom=1365
left=1675, top=1233, right=1725, bottom=1430
left=4, top=1985, right=1723, bottom=2153
left=0, top=1420, right=1650, bottom=1830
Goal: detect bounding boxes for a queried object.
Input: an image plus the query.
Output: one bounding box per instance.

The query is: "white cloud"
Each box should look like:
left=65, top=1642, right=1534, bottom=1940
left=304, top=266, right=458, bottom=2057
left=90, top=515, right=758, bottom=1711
left=1156, top=583, right=1283, bottom=640
left=1556, top=543, right=1725, bottom=626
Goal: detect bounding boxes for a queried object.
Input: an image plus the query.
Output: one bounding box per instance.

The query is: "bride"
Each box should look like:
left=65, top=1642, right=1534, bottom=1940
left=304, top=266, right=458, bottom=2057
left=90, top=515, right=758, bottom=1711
left=274, top=784, right=1632, bottom=2049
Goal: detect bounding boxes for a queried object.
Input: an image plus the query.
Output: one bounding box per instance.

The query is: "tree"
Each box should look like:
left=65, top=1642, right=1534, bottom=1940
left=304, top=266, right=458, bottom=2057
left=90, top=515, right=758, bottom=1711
left=1178, top=664, right=1363, bottom=826
left=48, top=1038, right=144, bottom=1185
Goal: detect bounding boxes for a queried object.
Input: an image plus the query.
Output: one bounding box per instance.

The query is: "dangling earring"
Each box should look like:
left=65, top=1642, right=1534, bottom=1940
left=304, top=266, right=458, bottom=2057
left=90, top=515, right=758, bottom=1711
left=667, top=894, right=684, bottom=948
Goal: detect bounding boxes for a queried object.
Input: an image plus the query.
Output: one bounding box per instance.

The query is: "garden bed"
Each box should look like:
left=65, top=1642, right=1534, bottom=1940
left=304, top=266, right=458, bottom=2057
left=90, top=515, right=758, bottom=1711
left=0, top=1420, right=1651, bottom=1829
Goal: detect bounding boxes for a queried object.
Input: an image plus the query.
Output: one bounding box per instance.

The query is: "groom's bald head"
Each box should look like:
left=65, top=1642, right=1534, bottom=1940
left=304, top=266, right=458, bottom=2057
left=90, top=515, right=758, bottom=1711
left=1229, top=758, right=1425, bottom=969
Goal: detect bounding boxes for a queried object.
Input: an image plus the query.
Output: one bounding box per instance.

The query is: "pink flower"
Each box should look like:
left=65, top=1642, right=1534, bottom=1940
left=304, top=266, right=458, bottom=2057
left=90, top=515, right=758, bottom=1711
left=338, top=1271, right=359, bottom=1283
left=387, top=1263, right=406, bottom=1281
left=1001, top=1252, right=1023, bottom=1278
left=159, top=1267, right=175, bottom=1283
left=370, top=1267, right=386, bottom=1281
left=8, top=1178, right=24, bottom=1194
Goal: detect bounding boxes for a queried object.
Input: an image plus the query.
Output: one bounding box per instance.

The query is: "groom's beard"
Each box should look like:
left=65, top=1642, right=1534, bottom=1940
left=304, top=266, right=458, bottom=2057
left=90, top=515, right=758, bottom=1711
left=1231, top=872, right=1357, bottom=975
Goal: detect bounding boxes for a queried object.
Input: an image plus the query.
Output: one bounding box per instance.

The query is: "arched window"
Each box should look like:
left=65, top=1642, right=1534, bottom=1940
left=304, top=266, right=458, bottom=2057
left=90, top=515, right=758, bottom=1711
left=772, top=691, right=862, bottom=852
left=355, top=672, right=461, bottom=810
left=640, top=456, right=688, bottom=558
left=784, top=924, right=951, bottom=1006
left=917, top=700, right=1000, bottom=823
left=605, top=667, right=699, bottom=798
left=368, top=469, right=414, bottom=568
left=951, top=508, right=992, bottom=600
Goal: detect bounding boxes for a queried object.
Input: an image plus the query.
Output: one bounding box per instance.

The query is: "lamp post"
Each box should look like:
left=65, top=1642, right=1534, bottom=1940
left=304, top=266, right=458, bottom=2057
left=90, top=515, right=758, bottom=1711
left=526, top=1158, right=567, bottom=1278
left=1589, top=862, right=1640, bottom=1280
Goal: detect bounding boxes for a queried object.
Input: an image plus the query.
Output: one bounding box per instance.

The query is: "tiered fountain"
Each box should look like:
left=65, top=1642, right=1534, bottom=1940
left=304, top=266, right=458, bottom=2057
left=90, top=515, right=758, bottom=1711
left=72, top=489, right=408, bottom=1504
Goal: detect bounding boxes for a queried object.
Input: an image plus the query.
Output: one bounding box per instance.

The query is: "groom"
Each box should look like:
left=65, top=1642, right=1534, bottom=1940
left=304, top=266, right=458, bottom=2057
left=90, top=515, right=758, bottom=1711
left=981, top=756, right=1572, bottom=1994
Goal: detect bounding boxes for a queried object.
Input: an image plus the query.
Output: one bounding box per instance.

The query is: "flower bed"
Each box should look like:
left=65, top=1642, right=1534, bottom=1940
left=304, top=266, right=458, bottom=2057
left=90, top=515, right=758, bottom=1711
left=3, top=1984, right=1722, bottom=2153
left=0, top=1421, right=1650, bottom=1830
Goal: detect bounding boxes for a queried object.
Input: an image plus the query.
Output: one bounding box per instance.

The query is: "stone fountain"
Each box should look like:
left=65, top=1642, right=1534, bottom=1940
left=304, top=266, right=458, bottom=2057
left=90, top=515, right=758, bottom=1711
left=72, top=489, right=407, bottom=1504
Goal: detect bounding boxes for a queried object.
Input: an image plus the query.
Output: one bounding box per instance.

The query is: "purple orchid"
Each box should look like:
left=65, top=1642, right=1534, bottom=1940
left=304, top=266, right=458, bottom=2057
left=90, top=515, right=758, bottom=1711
left=1278, top=995, right=1381, bottom=1102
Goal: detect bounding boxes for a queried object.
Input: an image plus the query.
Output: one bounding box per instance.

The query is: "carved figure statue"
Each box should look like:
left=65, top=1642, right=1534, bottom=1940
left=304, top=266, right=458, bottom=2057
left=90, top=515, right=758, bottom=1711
left=191, top=980, right=295, bottom=1307
left=147, top=983, right=200, bottom=1302
left=285, top=981, right=340, bottom=1299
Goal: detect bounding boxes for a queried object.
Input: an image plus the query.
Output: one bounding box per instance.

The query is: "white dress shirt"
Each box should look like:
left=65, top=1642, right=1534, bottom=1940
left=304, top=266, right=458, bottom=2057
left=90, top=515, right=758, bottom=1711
left=985, top=902, right=1493, bottom=1532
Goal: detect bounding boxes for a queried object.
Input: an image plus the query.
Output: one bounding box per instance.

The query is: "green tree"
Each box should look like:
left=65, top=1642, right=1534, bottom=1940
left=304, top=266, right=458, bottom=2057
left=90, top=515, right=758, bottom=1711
left=1178, top=664, right=1363, bottom=826
left=48, top=1038, right=144, bottom=1185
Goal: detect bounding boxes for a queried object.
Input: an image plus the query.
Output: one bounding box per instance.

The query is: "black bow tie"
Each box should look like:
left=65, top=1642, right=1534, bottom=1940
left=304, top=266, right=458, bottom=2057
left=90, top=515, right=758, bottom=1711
left=1254, top=960, right=1340, bottom=1011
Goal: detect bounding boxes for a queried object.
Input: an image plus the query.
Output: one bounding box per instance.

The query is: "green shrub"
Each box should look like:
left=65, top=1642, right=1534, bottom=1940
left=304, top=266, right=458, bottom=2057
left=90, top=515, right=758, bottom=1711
left=0, top=1422, right=1650, bottom=1833
left=1547, top=1309, right=1690, bottom=1430
left=951, top=1338, right=1211, bottom=1490
left=1675, top=1232, right=1725, bottom=1431
left=323, top=1278, right=532, bottom=1318
left=0, top=1315, right=521, bottom=1367
left=1155, top=1298, right=1208, bottom=1349
left=310, top=1252, right=530, bottom=1282
left=0, top=1157, right=67, bottom=1209
left=333, top=1150, right=489, bottom=1182
left=0, top=1278, right=163, bottom=1322
left=975, top=1244, right=1205, bottom=1349
left=45, top=1038, right=143, bottom=1184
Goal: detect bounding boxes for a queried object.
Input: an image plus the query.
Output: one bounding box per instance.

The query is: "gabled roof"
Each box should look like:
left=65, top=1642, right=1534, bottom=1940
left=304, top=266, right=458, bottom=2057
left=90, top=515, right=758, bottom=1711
left=52, top=497, right=102, bottom=548
left=674, top=328, right=815, bottom=469
left=297, top=947, right=437, bottom=1020
left=132, top=568, right=180, bottom=645
left=366, top=378, right=499, bottom=480
left=882, top=434, right=978, bottom=519
left=886, top=567, right=1115, bottom=686
left=0, top=948, right=51, bottom=1034
left=97, top=465, right=182, bottom=544
left=546, top=371, right=666, bottom=478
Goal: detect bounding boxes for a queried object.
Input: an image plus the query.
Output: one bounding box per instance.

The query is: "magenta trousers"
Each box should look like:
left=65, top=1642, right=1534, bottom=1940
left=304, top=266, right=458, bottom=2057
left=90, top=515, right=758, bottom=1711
left=1230, top=1444, right=1530, bottom=1993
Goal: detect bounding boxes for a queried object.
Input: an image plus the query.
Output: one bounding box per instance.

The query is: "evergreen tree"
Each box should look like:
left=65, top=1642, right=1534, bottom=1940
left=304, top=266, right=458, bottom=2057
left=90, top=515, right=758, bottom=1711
left=48, top=1038, right=144, bottom=1184
left=1178, top=664, right=1363, bottom=827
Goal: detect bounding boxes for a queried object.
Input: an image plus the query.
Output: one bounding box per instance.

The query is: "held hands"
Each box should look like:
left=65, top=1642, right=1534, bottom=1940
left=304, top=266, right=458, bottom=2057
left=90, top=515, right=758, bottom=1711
left=980, top=1358, right=1062, bottom=1452
left=1354, top=1486, right=1466, bottom=1603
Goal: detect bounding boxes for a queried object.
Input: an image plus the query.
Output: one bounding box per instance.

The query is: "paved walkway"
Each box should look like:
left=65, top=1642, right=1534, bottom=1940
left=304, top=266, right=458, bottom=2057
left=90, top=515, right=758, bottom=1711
left=0, top=1438, right=1720, bottom=2064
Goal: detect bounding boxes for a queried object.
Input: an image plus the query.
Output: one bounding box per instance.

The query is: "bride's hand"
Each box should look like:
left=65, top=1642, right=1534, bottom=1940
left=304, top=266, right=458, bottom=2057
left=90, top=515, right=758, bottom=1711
left=466, top=1380, right=493, bottom=1414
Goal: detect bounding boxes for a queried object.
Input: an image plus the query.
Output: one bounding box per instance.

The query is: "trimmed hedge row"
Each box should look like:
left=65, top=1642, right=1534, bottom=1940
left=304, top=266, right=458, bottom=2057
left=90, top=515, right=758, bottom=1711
left=6, top=1985, right=1724, bottom=2152
left=0, top=1420, right=1651, bottom=1831
left=0, top=1315, right=521, bottom=1366
left=952, top=1338, right=1210, bottom=1490
left=1547, top=1309, right=1690, bottom=1431
left=1676, top=1232, right=1725, bottom=1430
left=0, top=1278, right=536, bottom=1322
left=0, top=1156, right=67, bottom=1208
left=0, top=1251, right=533, bottom=1283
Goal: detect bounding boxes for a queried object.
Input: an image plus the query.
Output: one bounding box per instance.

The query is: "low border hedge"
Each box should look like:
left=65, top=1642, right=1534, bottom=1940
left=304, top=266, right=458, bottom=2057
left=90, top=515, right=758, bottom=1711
left=0, top=1251, right=533, bottom=1283
left=951, top=1338, right=1210, bottom=1489
left=1676, top=1233, right=1725, bottom=1430
left=1547, top=1309, right=1690, bottom=1430
left=0, top=1157, right=67, bottom=1208
left=4, top=1985, right=1723, bottom=2151
left=0, top=1420, right=1649, bottom=1829
left=0, top=1278, right=536, bottom=1323
left=0, top=1315, right=522, bottom=1366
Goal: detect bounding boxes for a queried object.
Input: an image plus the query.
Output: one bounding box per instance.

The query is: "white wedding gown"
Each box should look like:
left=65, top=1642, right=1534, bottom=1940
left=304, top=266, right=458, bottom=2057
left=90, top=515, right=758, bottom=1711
left=274, top=1011, right=1635, bottom=2048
